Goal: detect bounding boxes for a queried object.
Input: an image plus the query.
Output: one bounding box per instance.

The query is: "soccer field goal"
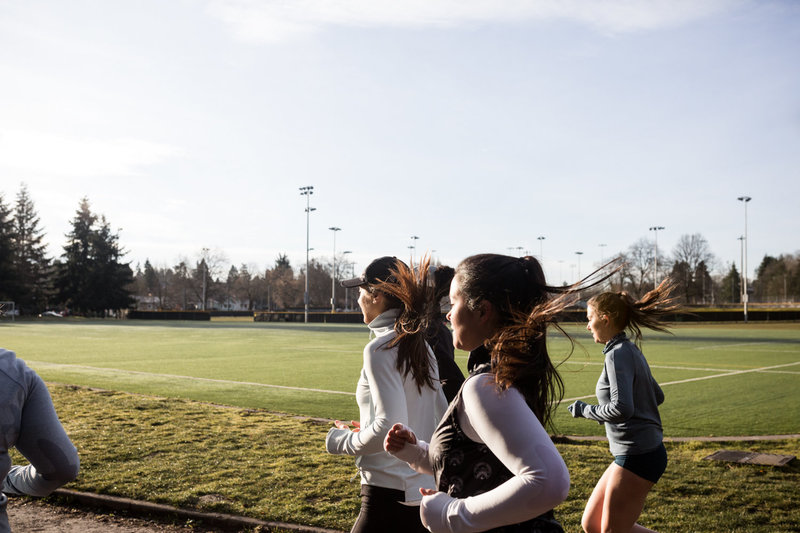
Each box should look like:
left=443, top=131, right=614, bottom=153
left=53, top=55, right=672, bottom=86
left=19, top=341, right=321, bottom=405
left=0, top=301, right=16, bottom=321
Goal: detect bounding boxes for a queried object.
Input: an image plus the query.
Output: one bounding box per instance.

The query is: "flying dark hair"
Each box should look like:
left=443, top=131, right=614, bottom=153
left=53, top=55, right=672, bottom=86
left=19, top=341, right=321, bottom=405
left=588, top=278, right=680, bottom=347
left=432, top=265, right=455, bottom=303
left=454, top=254, right=614, bottom=430
left=370, top=255, right=436, bottom=392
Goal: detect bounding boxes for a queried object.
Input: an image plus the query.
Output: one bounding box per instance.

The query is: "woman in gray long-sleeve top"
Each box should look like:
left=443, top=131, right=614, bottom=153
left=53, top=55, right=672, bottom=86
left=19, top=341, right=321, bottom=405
left=568, top=280, right=678, bottom=533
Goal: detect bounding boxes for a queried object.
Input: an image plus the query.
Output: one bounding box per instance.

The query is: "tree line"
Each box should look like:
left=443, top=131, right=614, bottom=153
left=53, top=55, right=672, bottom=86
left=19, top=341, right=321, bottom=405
left=129, top=234, right=800, bottom=312
left=131, top=252, right=355, bottom=313
left=0, top=186, right=132, bottom=316
left=616, top=233, right=800, bottom=305
left=2, top=184, right=799, bottom=317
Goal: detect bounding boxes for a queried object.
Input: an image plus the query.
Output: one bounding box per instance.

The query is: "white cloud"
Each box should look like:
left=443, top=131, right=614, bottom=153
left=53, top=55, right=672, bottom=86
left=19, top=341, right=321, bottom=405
left=0, top=129, right=183, bottom=178
left=205, top=0, right=747, bottom=43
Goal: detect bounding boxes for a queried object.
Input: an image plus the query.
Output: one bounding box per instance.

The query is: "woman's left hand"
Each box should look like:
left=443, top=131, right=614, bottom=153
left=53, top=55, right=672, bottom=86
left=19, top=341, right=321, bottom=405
left=567, top=400, right=587, bottom=418
left=333, top=420, right=360, bottom=432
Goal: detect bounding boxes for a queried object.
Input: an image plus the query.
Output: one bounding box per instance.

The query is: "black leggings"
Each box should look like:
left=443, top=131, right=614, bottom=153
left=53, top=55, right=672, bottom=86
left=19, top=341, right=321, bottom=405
left=350, top=485, right=427, bottom=533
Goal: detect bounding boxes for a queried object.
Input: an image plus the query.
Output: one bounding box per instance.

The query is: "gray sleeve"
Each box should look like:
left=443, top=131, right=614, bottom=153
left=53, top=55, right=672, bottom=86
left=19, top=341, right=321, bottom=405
left=3, top=373, right=79, bottom=497
left=582, top=350, right=635, bottom=423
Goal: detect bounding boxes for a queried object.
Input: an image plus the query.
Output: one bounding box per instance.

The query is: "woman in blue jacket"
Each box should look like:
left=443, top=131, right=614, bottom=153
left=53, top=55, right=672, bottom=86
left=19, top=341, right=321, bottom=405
left=568, top=280, right=678, bottom=533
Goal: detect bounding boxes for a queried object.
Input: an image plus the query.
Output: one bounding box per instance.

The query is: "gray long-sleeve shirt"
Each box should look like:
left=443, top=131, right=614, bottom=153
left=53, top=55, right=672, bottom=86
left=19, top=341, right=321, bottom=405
left=581, top=334, right=664, bottom=456
left=1, top=349, right=80, bottom=532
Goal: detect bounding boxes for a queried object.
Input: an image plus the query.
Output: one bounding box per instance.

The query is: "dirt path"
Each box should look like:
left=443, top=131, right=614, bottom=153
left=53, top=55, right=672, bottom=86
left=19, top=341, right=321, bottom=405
left=6, top=491, right=342, bottom=533
left=7, top=498, right=219, bottom=533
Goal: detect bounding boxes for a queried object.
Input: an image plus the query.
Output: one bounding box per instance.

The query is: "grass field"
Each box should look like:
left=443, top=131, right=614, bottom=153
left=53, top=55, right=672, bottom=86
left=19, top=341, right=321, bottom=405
left=2, top=318, right=799, bottom=531
left=32, top=385, right=799, bottom=533
left=3, top=318, right=798, bottom=437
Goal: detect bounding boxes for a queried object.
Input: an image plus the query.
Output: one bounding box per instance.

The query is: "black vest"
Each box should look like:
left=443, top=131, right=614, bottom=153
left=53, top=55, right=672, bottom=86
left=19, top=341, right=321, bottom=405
left=427, top=364, right=564, bottom=533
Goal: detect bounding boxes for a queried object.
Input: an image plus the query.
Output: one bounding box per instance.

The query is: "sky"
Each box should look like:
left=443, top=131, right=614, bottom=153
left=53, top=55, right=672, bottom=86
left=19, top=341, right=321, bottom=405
left=1, top=0, right=798, bottom=284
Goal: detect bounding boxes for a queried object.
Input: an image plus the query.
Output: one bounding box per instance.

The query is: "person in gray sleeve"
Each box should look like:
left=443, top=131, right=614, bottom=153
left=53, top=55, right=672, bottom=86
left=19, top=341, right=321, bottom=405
left=1, top=347, right=80, bottom=532
left=568, top=280, right=678, bottom=533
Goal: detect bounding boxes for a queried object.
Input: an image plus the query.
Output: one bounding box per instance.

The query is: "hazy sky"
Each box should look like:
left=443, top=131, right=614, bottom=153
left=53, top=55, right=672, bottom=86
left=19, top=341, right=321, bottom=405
left=1, top=0, right=798, bottom=283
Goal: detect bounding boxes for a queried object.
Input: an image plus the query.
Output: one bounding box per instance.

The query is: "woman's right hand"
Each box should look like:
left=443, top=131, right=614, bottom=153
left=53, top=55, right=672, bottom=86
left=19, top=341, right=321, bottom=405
left=384, top=423, right=416, bottom=453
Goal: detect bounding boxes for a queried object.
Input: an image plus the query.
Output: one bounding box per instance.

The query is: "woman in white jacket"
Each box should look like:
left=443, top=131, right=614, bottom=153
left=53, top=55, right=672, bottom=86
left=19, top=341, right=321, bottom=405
left=326, top=256, right=447, bottom=533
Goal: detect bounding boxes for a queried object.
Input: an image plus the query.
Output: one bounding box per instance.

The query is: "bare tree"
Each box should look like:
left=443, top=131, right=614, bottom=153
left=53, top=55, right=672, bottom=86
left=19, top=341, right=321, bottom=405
left=672, top=234, right=715, bottom=273
left=671, top=234, right=716, bottom=304
left=622, top=238, right=655, bottom=297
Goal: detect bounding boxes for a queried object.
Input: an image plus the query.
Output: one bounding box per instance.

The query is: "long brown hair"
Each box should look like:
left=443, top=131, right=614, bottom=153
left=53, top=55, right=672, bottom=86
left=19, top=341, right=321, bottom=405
left=371, top=255, right=436, bottom=392
left=454, top=254, right=617, bottom=429
left=588, top=278, right=680, bottom=347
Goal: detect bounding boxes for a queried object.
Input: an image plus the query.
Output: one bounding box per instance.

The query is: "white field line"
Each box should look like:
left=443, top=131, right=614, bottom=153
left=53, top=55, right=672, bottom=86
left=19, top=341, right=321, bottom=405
left=691, top=342, right=774, bottom=350
left=565, top=361, right=800, bottom=374
left=562, top=361, right=734, bottom=372
left=561, top=360, right=800, bottom=403
left=29, top=360, right=356, bottom=396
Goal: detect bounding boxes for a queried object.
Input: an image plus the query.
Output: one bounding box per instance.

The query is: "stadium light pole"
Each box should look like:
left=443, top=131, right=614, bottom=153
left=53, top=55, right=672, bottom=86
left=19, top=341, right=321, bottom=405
left=341, top=251, right=352, bottom=310
left=649, top=226, right=665, bottom=289
left=537, top=236, right=545, bottom=261
left=575, top=251, right=583, bottom=281
left=738, top=236, right=744, bottom=305
left=300, top=186, right=315, bottom=323
left=328, top=227, right=341, bottom=313
left=599, top=243, right=607, bottom=263
left=201, top=247, right=209, bottom=311
left=738, top=196, right=752, bottom=322
left=410, top=235, right=420, bottom=262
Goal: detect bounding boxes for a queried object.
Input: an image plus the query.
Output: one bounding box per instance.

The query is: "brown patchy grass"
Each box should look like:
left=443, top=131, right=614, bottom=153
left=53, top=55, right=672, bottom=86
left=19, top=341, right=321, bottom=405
left=21, top=385, right=800, bottom=532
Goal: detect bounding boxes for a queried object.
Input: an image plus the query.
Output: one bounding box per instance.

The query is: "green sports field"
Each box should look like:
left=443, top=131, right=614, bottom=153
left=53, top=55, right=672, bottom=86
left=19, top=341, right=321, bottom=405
left=2, top=318, right=799, bottom=437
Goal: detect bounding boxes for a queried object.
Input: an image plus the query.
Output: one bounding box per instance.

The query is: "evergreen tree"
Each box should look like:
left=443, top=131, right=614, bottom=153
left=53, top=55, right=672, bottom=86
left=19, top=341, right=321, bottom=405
left=670, top=260, right=692, bottom=303
left=57, top=198, right=96, bottom=313
left=0, top=193, right=15, bottom=300
left=142, top=260, right=162, bottom=307
left=12, top=185, right=52, bottom=314
left=192, top=258, right=210, bottom=310
left=719, top=263, right=741, bottom=303
left=224, top=264, right=239, bottom=309
left=172, top=260, right=191, bottom=310
left=233, top=264, right=254, bottom=310
left=693, top=260, right=713, bottom=304
left=753, top=254, right=798, bottom=302
left=91, top=215, right=134, bottom=313
left=56, top=198, right=133, bottom=315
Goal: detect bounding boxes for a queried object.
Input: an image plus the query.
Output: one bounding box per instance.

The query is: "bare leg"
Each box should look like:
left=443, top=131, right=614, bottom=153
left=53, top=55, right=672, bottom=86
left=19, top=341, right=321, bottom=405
left=581, top=463, right=657, bottom=533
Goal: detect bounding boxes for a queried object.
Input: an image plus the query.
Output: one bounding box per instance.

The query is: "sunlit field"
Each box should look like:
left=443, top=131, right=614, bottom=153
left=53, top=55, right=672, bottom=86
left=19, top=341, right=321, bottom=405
left=3, top=318, right=798, bottom=437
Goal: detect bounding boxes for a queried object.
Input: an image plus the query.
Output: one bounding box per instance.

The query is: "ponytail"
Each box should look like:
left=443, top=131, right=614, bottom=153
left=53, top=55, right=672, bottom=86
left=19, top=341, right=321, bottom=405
left=373, top=255, right=436, bottom=392
left=588, top=278, right=680, bottom=347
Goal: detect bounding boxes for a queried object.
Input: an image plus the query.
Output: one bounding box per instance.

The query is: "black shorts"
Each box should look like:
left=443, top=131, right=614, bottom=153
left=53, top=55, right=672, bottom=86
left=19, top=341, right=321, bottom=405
left=614, top=443, right=668, bottom=483
left=350, top=485, right=427, bottom=533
